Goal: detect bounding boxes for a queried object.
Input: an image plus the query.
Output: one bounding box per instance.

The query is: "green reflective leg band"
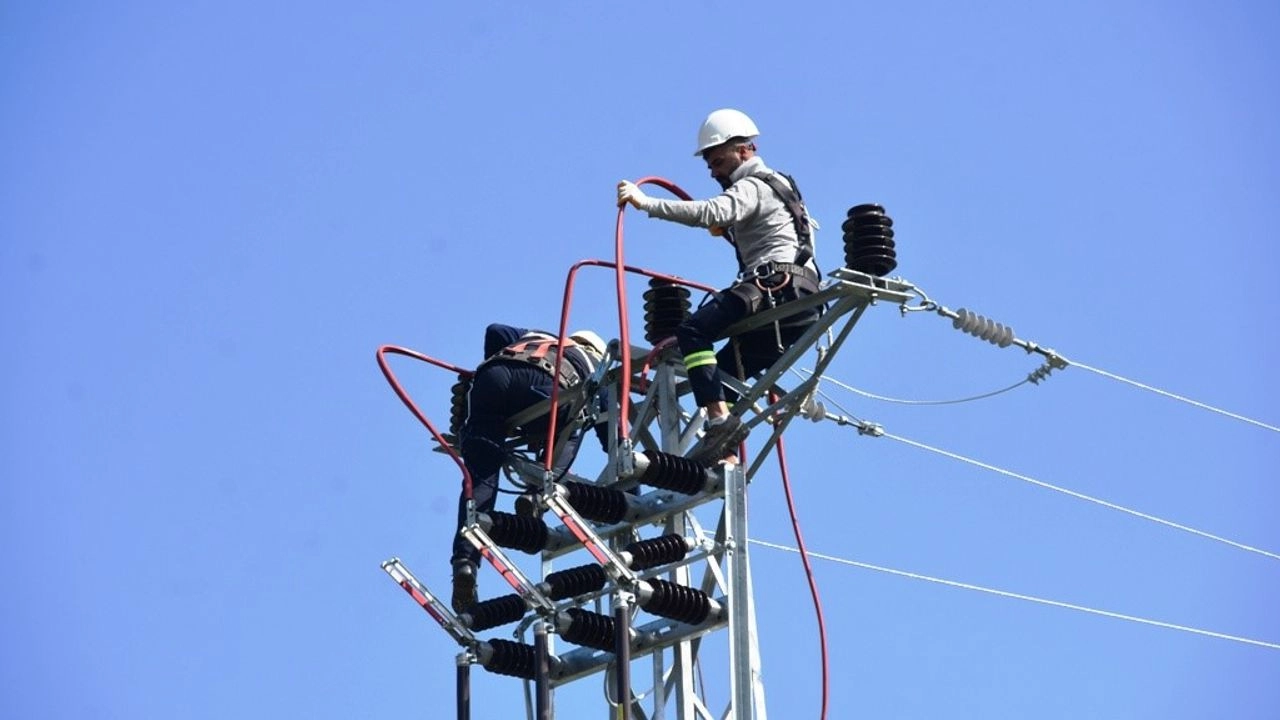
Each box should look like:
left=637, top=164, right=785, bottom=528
left=683, top=350, right=717, bottom=371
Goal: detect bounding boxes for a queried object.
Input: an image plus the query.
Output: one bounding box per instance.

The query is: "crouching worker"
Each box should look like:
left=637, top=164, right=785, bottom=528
left=450, top=323, right=608, bottom=612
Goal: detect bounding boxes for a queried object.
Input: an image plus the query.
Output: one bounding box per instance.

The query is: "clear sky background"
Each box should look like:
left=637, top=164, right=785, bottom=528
left=3, top=2, right=1278, bottom=719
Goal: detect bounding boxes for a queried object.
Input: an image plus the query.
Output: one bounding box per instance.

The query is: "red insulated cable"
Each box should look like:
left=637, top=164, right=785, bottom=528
left=376, top=344, right=474, bottom=498
left=614, top=177, right=694, bottom=439
left=541, top=258, right=713, bottom=471
left=772, top=394, right=831, bottom=720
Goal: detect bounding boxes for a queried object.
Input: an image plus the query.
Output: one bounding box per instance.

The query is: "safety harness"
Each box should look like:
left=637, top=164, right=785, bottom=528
left=750, top=171, right=815, bottom=268
left=477, top=333, right=585, bottom=388
left=720, top=171, right=822, bottom=322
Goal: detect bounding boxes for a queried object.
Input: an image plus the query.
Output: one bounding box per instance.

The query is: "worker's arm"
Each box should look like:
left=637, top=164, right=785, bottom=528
left=620, top=178, right=764, bottom=230
left=482, top=323, right=527, bottom=357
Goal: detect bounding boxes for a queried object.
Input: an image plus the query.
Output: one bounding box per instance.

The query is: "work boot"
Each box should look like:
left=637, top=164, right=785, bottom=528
left=513, top=491, right=540, bottom=518
left=689, top=414, right=750, bottom=465
left=451, top=561, right=478, bottom=613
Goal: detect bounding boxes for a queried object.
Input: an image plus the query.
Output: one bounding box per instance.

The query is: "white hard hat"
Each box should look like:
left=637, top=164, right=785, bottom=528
left=693, top=108, right=760, bottom=156
left=569, top=330, right=607, bottom=358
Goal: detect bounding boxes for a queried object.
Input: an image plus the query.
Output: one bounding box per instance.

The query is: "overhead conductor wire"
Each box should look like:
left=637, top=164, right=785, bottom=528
left=810, top=373, right=1280, bottom=563
left=750, top=539, right=1280, bottom=651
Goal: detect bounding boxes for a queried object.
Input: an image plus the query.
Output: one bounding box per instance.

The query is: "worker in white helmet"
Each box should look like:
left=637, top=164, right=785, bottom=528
left=450, top=323, right=609, bottom=612
left=616, top=109, right=821, bottom=464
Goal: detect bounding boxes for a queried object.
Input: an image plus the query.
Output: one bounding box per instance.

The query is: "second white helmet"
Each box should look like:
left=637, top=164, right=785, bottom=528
left=693, top=108, right=760, bottom=156
left=569, top=330, right=607, bottom=359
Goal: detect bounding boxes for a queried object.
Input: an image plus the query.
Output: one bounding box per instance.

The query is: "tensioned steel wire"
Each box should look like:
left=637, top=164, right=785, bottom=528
left=750, top=539, right=1280, bottom=651
left=807, top=373, right=1280, bottom=563
left=1069, top=360, right=1280, bottom=434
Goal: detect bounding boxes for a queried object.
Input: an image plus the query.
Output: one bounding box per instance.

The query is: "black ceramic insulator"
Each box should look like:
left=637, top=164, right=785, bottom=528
left=449, top=374, right=472, bottom=437
left=642, top=279, right=692, bottom=344
left=641, top=579, right=712, bottom=625
left=543, top=564, right=608, bottom=600
left=487, top=511, right=549, bottom=554
left=624, top=534, right=689, bottom=571
left=639, top=450, right=707, bottom=495
left=482, top=639, right=538, bottom=680
left=561, top=608, right=617, bottom=653
left=464, top=593, right=527, bottom=632
left=562, top=481, right=629, bottom=524
left=842, top=203, right=898, bottom=277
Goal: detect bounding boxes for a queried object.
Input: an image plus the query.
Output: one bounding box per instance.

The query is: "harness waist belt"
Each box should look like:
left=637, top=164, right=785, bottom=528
left=750, top=262, right=819, bottom=283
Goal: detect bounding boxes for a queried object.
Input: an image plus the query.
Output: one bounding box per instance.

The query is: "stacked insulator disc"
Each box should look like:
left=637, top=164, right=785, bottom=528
left=643, top=579, right=713, bottom=625
left=482, top=639, right=538, bottom=680
left=449, top=374, right=471, bottom=437
left=561, top=608, right=617, bottom=652
left=624, top=534, right=689, bottom=571
left=563, top=481, right=629, bottom=524
left=640, top=450, right=708, bottom=495
left=464, top=594, right=527, bottom=631
left=643, top=279, right=692, bottom=344
left=842, top=203, right=898, bottom=276
left=543, top=564, right=608, bottom=600
left=487, top=511, right=548, bottom=554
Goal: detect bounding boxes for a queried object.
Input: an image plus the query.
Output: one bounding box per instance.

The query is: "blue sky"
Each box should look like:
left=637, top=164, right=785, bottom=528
left=3, top=2, right=1278, bottom=718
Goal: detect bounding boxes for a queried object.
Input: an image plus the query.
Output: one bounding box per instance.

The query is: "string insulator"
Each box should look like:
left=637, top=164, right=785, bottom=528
left=463, top=593, right=527, bottom=632
left=562, top=481, right=629, bottom=524
left=643, top=279, right=692, bottom=345
left=487, top=511, right=549, bottom=554
left=639, top=450, right=708, bottom=495
left=481, top=639, right=538, bottom=680
left=542, top=564, right=608, bottom=600
left=641, top=579, right=713, bottom=625
left=624, top=534, right=689, bottom=571
left=842, top=203, right=898, bottom=277
left=560, top=608, right=617, bottom=653
left=449, top=374, right=472, bottom=438
left=952, top=308, right=1015, bottom=347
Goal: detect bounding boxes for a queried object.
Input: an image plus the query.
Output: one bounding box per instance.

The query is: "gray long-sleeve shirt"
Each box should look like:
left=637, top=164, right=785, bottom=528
left=641, top=155, right=818, bottom=278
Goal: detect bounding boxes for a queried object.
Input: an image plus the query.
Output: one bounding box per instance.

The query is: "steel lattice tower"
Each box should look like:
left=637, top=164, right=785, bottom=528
left=383, top=267, right=913, bottom=719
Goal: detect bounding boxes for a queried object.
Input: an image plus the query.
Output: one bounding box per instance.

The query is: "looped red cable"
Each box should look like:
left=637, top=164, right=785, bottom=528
left=376, top=345, right=475, bottom=498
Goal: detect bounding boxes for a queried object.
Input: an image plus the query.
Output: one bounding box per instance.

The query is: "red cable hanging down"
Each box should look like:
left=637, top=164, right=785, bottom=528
left=772, top=392, right=831, bottom=720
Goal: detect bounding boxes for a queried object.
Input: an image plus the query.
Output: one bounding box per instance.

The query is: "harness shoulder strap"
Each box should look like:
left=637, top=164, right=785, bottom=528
left=750, top=171, right=814, bottom=267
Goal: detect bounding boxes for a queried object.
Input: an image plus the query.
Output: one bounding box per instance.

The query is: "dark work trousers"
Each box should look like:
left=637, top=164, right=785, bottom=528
left=452, top=361, right=583, bottom=567
left=676, top=286, right=819, bottom=407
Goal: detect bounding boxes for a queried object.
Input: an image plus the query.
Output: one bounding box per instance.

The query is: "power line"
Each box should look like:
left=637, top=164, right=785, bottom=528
left=900, top=283, right=1278, bottom=433
left=1071, top=360, right=1280, bottom=434
left=810, top=374, right=1280, bottom=563
left=881, top=430, right=1280, bottom=562
left=750, top=539, right=1280, bottom=651
left=796, top=367, right=1029, bottom=406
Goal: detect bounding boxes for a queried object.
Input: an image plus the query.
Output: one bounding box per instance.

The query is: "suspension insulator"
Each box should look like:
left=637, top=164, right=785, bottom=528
left=641, top=579, right=713, bottom=625
left=952, top=308, right=1015, bottom=347
left=624, top=534, right=690, bottom=571
left=560, top=608, right=617, bottom=653
left=842, top=203, right=898, bottom=277
left=463, top=593, right=527, bottom=632
left=642, top=279, right=692, bottom=345
left=487, top=511, right=549, bottom=554
left=639, top=450, right=708, bottom=495
left=562, top=481, right=629, bottom=524
left=542, top=564, right=608, bottom=600
left=481, top=639, right=539, bottom=680
left=448, top=374, right=472, bottom=438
